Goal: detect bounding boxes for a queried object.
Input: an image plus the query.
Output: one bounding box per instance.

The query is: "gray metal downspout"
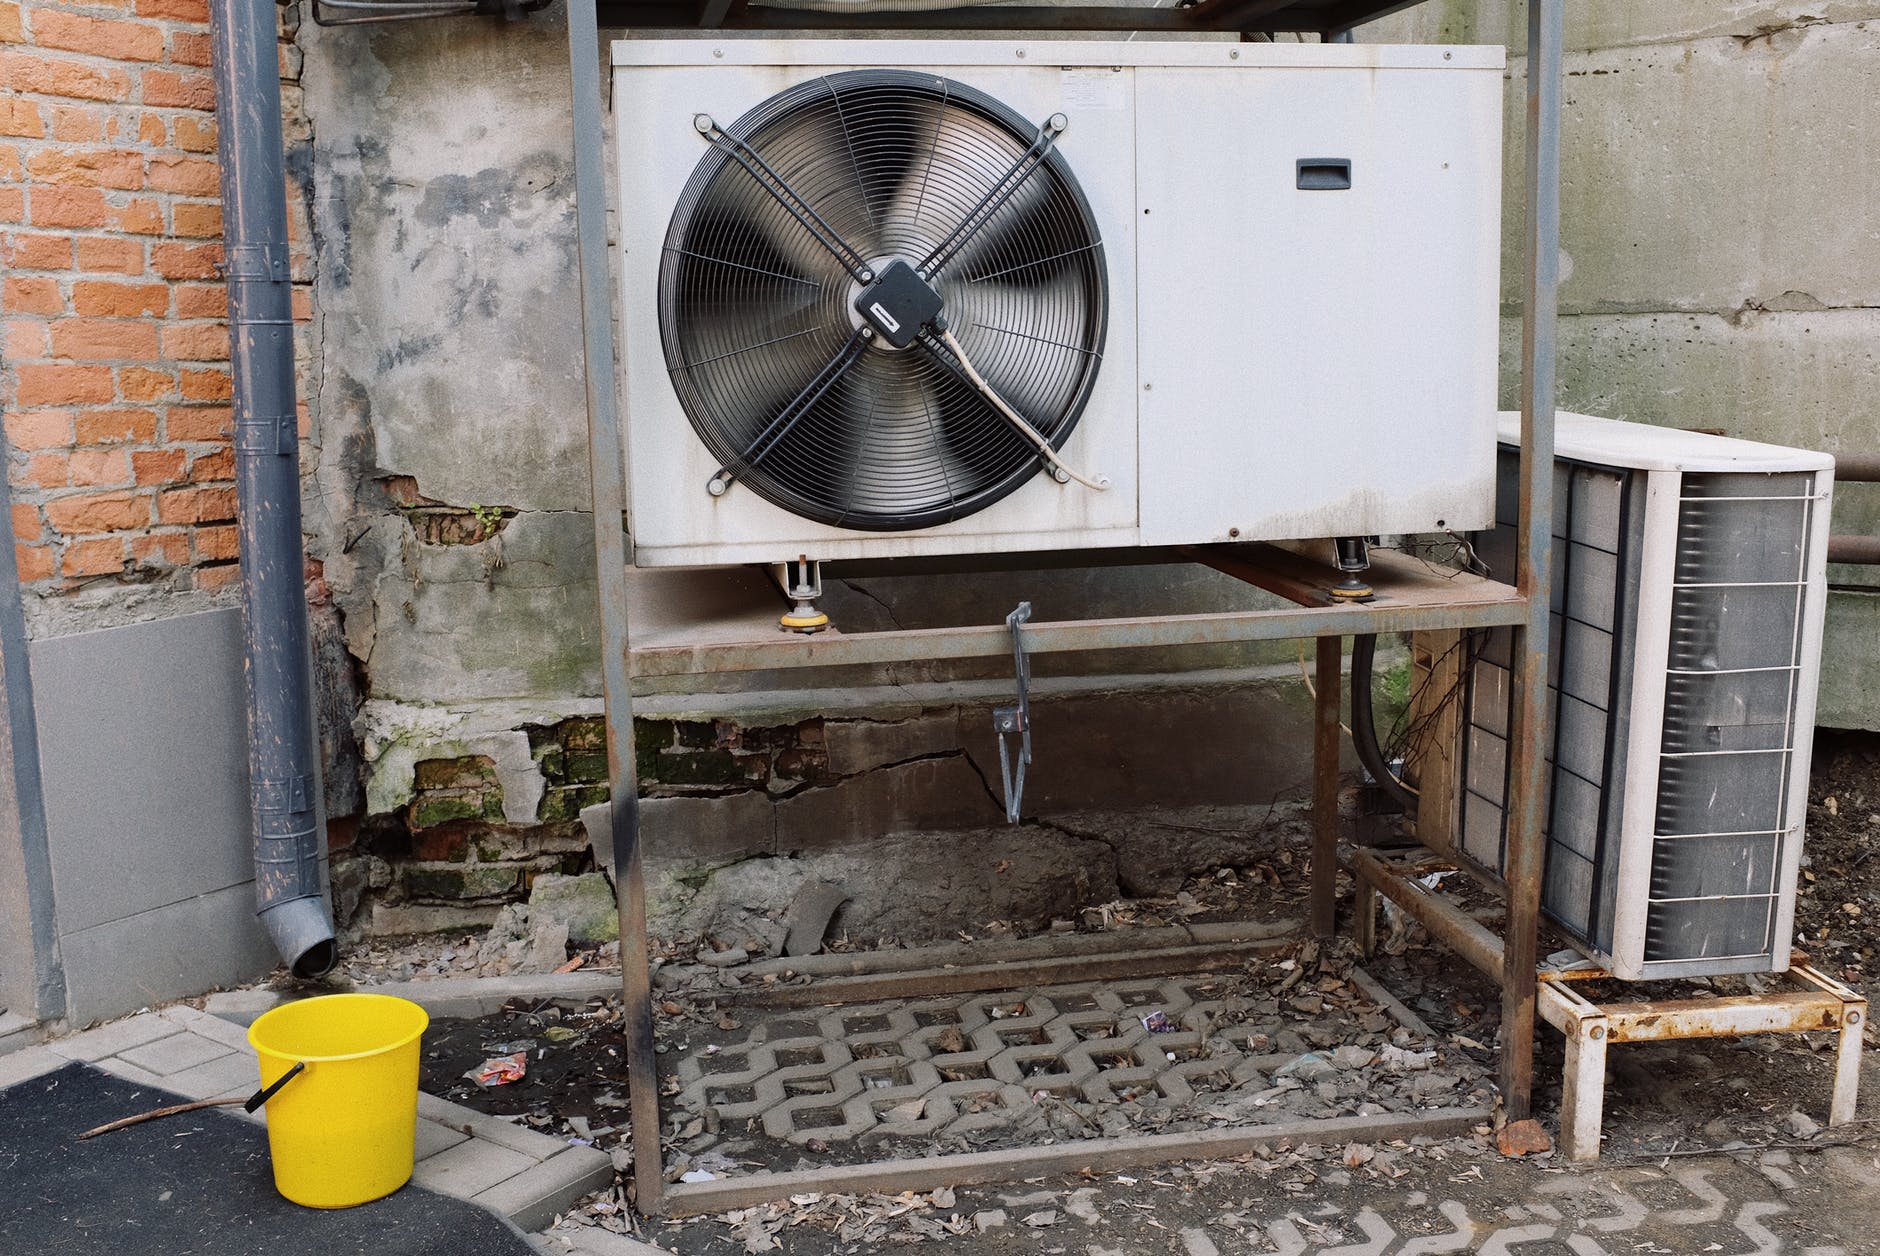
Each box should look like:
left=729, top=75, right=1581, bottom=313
left=207, top=0, right=337, bottom=978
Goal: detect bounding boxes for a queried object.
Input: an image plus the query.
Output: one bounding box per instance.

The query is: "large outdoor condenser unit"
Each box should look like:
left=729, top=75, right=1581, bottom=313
left=611, top=40, right=1504, bottom=569
left=1456, top=413, right=1833, bottom=980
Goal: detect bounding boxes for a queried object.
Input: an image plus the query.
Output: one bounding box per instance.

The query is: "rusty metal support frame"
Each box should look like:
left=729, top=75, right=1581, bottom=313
left=569, top=0, right=1563, bottom=1215
left=1498, top=0, right=1562, bottom=1125
left=1536, top=961, right=1867, bottom=1162
left=567, top=0, right=664, bottom=1214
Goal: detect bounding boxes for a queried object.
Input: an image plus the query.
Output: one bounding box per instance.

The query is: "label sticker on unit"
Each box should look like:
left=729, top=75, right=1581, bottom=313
left=1060, top=68, right=1125, bottom=111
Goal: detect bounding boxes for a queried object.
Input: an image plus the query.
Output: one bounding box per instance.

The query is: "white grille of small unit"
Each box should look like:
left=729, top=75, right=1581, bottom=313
left=1642, top=471, right=1819, bottom=965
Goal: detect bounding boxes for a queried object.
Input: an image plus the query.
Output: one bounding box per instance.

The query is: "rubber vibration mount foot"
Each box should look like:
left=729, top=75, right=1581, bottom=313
left=780, top=611, right=829, bottom=633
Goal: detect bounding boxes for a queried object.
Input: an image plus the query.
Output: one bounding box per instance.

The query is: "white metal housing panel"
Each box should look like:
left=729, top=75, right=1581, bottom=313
left=613, top=40, right=1504, bottom=567
left=1606, top=469, right=1682, bottom=980
left=1497, top=411, right=1835, bottom=475
left=1136, top=64, right=1502, bottom=544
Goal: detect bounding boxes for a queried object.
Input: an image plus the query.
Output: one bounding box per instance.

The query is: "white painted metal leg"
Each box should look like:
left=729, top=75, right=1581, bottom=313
left=1558, top=1012, right=1608, bottom=1163
left=1830, top=998, right=1865, bottom=1127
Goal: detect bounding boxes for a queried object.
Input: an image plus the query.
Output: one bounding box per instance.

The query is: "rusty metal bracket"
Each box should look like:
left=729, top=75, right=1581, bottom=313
left=993, top=602, right=1032, bottom=824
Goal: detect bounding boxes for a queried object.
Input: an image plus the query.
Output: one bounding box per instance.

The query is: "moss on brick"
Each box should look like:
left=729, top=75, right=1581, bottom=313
left=412, top=754, right=498, bottom=791
left=402, top=864, right=520, bottom=900
left=539, top=783, right=609, bottom=822
left=561, top=716, right=607, bottom=750
left=409, top=795, right=483, bottom=830
left=563, top=748, right=609, bottom=784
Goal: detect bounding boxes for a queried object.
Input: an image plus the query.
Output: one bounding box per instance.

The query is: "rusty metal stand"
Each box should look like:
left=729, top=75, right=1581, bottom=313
left=1537, top=957, right=1866, bottom=1162
left=565, top=0, right=1566, bottom=1217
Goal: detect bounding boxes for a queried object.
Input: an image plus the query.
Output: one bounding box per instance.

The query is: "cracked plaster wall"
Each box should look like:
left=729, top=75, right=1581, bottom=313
left=297, top=9, right=600, bottom=721
left=1361, top=3, right=1880, bottom=727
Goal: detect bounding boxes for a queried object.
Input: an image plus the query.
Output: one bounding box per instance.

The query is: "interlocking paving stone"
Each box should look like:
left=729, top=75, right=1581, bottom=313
left=47, top=1014, right=183, bottom=1062
left=118, top=1029, right=235, bottom=1076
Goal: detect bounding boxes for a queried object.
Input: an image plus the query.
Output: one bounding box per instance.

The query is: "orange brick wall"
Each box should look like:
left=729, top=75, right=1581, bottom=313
left=0, top=0, right=311, bottom=599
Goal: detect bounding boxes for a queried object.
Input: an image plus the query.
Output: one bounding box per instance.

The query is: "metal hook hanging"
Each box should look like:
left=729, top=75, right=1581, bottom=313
left=992, top=602, right=1032, bottom=824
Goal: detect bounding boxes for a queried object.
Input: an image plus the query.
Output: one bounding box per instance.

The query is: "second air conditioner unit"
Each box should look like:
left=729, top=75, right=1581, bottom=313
left=611, top=39, right=1505, bottom=569
left=1444, top=413, right=1833, bottom=980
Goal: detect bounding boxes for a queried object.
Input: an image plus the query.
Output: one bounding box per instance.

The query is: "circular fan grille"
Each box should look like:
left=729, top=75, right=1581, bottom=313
left=660, top=69, right=1108, bottom=532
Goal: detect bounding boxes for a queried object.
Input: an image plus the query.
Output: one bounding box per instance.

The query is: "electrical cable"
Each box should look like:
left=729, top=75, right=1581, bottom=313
left=936, top=327, right=1111, bottom=491
left=1352, top=633, right=1420, bottom=815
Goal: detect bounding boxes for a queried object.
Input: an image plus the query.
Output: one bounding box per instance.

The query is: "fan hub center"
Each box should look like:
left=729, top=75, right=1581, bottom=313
left=852, top=259, right=943, bottom=350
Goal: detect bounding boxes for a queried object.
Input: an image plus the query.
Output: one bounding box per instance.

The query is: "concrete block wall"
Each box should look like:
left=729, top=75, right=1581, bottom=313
left=1362, top=2, right=1880, bottom=728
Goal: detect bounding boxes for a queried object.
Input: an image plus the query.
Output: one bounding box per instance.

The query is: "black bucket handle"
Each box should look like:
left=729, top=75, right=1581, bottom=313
left=244, top=1061, right=307, bottom=1113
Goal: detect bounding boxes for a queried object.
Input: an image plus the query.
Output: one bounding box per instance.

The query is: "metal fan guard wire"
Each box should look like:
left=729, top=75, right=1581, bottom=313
left=659, top=69, right=1109, bottom=532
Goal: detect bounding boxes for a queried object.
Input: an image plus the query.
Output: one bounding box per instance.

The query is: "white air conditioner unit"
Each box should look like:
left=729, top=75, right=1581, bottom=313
left=611, top=40, right=1504, bottom=569
left=1458, top=413, right=1833, bottom=980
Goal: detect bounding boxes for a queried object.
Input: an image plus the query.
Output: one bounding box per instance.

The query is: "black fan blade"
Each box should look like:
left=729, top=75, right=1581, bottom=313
left=706, top=164, right=856, bottom=288
left=942, top=270, right=1094, bottom=429
left=936, top=172, right=1056, bottom=284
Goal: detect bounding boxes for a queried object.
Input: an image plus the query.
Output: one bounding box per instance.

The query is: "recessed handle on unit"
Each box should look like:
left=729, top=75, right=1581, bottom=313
left=1296, top=158, right=1353, bottom=191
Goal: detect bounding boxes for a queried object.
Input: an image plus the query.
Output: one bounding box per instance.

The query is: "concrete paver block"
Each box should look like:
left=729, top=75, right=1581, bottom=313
left=164, top=1050, right=260, bottom=1102
left=201, top=989, right=285, bottom=1025
left=0, top=1046, right=68, bottom=1090
left=92, top=1056, right=167, bottom=1088
left=118, top=1030, right=235, bottom=1077
left=473, top=1146, right=614, bottom=1232
left=415, top=1117, right=472, bottom=1161
left=159, top=1005, right=259, bottom=1053
left=48, top=1013, right=183, bottom=1062
left=418, top=1093, right=567, bottom=1160
left=411, top=1139, right=538, bottom=1198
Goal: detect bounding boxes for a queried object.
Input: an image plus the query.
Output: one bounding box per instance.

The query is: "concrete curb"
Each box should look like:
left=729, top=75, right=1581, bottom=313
left=202, top=971, right=626, bottom=1024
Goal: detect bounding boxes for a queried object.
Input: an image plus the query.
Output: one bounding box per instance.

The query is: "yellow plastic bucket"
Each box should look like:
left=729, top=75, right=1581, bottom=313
left=246, top=992, right=430, bottom=1208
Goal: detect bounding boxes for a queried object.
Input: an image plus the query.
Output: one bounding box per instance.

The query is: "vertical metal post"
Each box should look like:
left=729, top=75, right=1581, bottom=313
left=1500, top=0, right=1563, bottom=1121
left=565, top=0, right=664, bottom=1214
left=1311, top=636, right=1342, bottom=938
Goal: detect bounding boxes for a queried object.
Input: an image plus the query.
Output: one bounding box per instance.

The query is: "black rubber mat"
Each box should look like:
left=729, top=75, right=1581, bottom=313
left=0, top=1061, right=537, bottom=1255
